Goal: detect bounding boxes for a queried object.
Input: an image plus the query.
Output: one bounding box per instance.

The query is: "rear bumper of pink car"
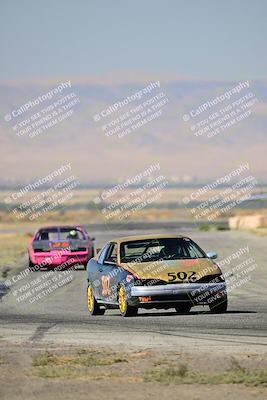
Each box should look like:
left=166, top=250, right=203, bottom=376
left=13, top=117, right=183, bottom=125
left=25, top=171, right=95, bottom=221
left=31, top=251, right=89, bottom=267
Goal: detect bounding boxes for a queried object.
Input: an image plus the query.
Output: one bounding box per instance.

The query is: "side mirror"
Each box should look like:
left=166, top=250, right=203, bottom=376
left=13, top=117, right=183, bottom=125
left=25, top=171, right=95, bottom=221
left=206, top=252, right=218, bottom=259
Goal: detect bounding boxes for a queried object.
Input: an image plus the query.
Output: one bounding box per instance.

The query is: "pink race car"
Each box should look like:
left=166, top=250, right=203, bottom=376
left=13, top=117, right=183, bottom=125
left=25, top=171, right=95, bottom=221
left=28, top=225, right=95, bottom=271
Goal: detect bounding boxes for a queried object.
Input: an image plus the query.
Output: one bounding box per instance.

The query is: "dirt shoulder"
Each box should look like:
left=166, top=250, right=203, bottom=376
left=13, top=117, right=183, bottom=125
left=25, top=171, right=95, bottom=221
left=0, top=341, right=266, bottom=400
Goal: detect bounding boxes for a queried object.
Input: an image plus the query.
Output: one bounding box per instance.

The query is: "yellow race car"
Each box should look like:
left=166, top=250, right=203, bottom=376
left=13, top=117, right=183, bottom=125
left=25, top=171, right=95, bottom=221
left=86, top=234, right=227, bottom=317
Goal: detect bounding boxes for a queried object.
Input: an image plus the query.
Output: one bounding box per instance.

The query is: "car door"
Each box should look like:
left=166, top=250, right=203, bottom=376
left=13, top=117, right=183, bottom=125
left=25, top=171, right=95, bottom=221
left=100, top=242, right=120, bottom=304
left=90, top=243, right=110, bottom=300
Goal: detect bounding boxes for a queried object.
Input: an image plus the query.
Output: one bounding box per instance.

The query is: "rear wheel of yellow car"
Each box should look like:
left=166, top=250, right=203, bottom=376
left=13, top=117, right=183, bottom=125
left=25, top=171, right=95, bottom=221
left=87, top=283, right=105, bottom=315
left=118, top=285, right=138, bottom=317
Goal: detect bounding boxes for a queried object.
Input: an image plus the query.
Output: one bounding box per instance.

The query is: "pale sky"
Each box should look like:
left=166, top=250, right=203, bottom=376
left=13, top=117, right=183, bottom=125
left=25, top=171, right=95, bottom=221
left=0, top=0, right=266, bottom=81
left=1, top=0, right=267, bottom=184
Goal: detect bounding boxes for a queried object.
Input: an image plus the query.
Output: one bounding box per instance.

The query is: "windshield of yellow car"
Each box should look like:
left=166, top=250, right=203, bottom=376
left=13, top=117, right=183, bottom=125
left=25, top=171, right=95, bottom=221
left=120, top=238, right=206, bottom=263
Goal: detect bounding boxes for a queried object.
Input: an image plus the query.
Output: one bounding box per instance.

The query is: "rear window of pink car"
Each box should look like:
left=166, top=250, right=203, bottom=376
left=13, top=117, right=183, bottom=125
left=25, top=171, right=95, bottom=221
left=36, top=228, right=85, bottom=241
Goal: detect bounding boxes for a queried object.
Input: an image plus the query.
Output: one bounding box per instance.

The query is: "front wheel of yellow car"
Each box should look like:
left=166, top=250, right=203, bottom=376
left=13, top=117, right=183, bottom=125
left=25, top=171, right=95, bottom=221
left=209, top=295, right=228, bottom=313
left=118, top=285, right=138, bottom=317
left=87, top=283, right=105, bottom=315
left=174, top=303, right=192, bottom=314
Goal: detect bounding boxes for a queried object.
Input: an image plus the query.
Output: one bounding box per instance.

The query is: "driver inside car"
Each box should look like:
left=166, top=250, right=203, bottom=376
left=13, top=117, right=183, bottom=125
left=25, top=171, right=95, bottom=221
left=67, top=230, right=79, bottom=240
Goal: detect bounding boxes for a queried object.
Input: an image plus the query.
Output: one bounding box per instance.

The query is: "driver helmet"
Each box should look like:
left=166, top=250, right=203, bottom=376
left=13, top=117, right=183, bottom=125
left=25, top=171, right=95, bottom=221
left=68, top=229, right=78, bottom=238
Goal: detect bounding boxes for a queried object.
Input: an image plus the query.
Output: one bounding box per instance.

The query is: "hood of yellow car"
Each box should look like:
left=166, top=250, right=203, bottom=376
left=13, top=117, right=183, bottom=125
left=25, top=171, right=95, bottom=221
left=120, top=258, right=221, bottom=283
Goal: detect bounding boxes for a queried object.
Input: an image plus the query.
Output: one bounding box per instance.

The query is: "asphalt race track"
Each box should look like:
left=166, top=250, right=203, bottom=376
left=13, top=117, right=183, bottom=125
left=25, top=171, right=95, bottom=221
left=1, top=228, right=267, bottom=354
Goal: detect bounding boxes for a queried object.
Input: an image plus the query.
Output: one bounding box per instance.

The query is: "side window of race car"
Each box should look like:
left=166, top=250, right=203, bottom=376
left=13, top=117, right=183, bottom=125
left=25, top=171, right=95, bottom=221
left=105, top=243, right=118, bottom=263
left=98, top=244, right=109, bottom=265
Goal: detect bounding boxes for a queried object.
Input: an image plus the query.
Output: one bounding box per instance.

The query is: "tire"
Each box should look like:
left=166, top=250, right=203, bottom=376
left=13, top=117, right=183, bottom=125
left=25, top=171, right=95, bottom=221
left=118, top=285, right=138, bottom=317
left=87, top=283, right=105, bottom=315
left=174, top=303, right=192, bottom=314
left=209, top=295, right=228, bottom=313
left=28, top=258, right=37, bottom=271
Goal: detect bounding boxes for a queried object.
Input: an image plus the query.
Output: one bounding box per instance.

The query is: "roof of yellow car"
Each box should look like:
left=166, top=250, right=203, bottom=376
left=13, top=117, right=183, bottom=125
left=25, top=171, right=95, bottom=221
left=113, top=233, right=187, bottom=244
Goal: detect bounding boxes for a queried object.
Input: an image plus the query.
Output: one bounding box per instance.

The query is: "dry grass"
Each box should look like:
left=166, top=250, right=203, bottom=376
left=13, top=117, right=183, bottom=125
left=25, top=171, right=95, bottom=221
left=250, top=228, right=267, bottom=236
left=1, top=207, right=265, bottom=224
left=32, top=350, right=128, bottom=379
left=0, top=187, right=266, bottom=224
left=145, top=360, right=267, bottom=387
left=0, top=232, right=30, bottom=278
left=31, top=350, right=267, bottom=386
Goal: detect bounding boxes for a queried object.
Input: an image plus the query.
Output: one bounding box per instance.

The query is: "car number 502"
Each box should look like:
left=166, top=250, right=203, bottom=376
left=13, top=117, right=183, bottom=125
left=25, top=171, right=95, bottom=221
left=167, top=271, right=197, bottom=282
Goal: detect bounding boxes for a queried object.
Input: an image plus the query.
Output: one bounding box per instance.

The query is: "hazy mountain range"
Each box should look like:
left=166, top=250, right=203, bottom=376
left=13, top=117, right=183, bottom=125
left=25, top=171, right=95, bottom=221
left=0, top=74, right=266, bottom=185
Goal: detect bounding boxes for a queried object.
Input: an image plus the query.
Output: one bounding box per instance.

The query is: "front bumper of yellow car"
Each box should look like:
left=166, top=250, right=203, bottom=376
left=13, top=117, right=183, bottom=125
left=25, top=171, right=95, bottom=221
left=130, top=282, right=227, bottom=306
